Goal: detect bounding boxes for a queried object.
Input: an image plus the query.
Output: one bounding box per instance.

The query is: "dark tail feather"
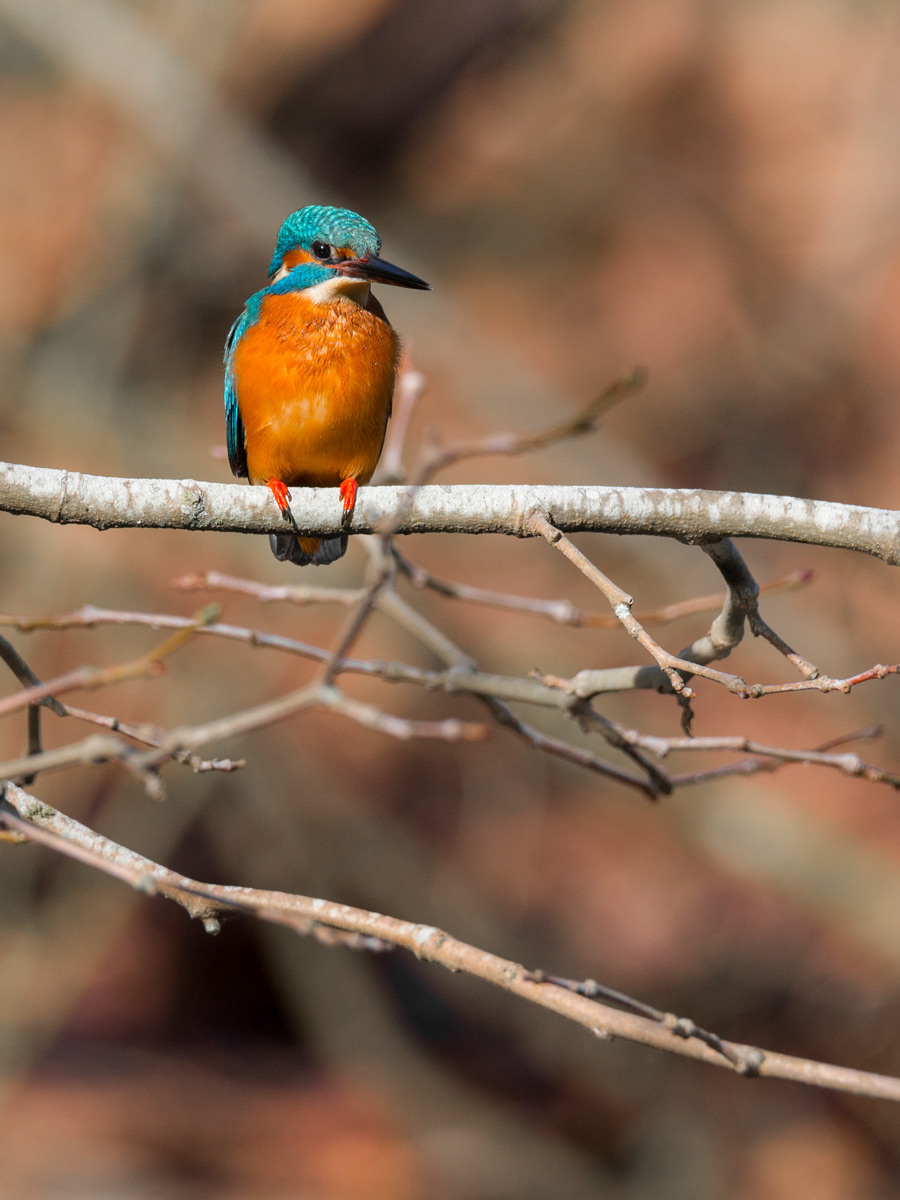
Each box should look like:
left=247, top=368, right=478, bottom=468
left=269, top=532, right=348, bottom=566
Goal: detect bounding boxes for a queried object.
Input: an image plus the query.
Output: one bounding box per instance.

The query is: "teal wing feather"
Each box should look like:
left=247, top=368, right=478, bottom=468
left=223, top=309, right=251, bottom=479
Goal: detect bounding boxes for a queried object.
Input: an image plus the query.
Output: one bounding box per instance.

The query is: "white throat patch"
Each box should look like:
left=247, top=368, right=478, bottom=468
left=305, top=274, right=371, bottom=306
left=271, top=264, right=370, bottom=307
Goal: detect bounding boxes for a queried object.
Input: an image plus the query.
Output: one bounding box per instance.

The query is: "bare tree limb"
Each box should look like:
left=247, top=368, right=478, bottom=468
left=582, top=714, right=900, bottom=788
left=701, top=539, right=818, bottom=678
left=377, top=367, right=427, bottom=484
left=2, top=463, right=900, bottom=562
left=3, top=781, right=900, bottom=1102
left=0, top=633, right=68, bottom=785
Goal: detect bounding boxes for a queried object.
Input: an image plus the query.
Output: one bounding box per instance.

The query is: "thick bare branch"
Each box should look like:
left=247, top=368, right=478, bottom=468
left=701, top=539, right=818, bottom=678
left=2, top=463, right=900, bottom=562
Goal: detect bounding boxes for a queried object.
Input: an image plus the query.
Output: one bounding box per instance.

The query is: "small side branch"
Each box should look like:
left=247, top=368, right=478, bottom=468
left=532, top=515, right=745, bottom=699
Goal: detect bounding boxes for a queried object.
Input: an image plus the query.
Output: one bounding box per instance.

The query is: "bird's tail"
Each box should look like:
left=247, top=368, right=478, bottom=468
left=269, top=532, right=348, bottom=567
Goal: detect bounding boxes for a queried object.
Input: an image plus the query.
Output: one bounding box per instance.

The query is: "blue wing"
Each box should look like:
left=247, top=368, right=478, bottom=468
left=223, top=309, right=250, bottom=478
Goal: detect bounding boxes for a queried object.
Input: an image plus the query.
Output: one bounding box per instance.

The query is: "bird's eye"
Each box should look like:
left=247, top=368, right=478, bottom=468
left=311, top=241, right=332, bottom=260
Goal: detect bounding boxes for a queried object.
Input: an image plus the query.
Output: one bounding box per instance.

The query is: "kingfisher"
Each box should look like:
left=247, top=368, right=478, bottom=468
left=224, top=205, right=430, bottom=565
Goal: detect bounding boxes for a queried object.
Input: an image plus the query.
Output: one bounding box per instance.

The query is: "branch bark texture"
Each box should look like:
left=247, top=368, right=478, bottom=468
left=2, top=463, right=899, bottom=563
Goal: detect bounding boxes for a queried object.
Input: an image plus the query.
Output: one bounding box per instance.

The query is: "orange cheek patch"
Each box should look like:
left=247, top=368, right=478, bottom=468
left=280, top=248, right=315, bottom=271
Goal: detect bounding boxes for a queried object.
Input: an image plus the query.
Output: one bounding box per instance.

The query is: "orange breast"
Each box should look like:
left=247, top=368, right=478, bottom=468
left=232, top=290, right=399, bottom=488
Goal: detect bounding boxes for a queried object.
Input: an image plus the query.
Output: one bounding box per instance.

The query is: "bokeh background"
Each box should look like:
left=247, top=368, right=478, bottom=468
left=3, top=1, right=900, bottom=1196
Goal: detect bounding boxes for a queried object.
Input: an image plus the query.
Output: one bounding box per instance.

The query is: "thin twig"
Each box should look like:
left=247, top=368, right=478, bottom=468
left=0, top=606, right=580, bottom=707
left=62, top=704, right=246, bottom=774
left=371, top=372, right=645, bottom=541
left=372, top=565, right=661, bottom=799
left=413, top=370, right=645, bottom=481
left=524, top=971, right=753, bottom=1070
left=0, top=633, right=68, bottom=784
left=583, top=713, right=900, bottom=788
left=172, top=570, right=361, bottom=608
left=393, top=550, right=813, bottom=631
left=376, top=366, right=427, bottom=484
left=0, top=604, right=221, bottom=719
left=563, top=661, right=900, bottom=703
left=532, top=514, right=715, bottom=698
left=2, top=602, right=898, bottom=795
left=317, top=539, right=395, bottom=688
left=529, top=526, right=900, bottom=703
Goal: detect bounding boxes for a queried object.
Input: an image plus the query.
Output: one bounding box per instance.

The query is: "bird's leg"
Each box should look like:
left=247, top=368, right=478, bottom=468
left=266, top=478, right=300, bottom=533
left=340, top=477, right=358, bottom=527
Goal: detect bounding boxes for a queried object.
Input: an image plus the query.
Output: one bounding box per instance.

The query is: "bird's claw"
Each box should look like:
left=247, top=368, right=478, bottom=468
left=340, top=478, right=358, bottom=526
left=267, top=478, right=292, bottom=518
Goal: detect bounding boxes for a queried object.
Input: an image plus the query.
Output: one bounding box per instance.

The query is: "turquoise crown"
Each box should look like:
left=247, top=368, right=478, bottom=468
left=268, top=206, right=381, bottom=276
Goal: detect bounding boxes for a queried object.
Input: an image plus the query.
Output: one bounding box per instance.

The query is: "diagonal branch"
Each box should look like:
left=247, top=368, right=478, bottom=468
left=3, top=781, right=900, bottom=1102
left=582, top=713, right=900, bottom=788
left=409, top=370, right=645, bottom=482
left=531, top=526, right=900, bottom=704
left=531, top=515, right=741, bottom=699
left=701, top=539, right=818, bottom=679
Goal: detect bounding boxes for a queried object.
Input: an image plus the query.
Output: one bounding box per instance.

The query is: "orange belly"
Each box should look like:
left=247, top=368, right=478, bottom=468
left=232, top=290, right=399, bottom=488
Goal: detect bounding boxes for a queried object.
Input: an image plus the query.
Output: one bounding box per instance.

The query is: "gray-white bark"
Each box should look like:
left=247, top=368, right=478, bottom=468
left=1, top=462, right=899, bottom=564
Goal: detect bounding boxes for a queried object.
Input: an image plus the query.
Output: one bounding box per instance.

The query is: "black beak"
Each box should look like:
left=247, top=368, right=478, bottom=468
left=338, top=255, right=431, bottom=290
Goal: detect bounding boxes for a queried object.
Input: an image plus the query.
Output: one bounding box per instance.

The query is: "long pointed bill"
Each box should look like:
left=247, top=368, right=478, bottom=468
left=338, top=255, right=431, bottom=290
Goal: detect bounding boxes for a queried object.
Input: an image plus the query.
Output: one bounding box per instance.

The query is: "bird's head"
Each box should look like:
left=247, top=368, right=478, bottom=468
left=268, top=206, right=430, bottom=300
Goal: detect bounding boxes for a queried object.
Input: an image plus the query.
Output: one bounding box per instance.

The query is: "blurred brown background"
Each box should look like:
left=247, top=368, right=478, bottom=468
left=3, top=1, right=900, bottom=1197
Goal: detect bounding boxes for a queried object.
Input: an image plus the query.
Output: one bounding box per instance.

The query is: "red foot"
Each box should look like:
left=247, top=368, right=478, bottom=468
left=267, top=478, right=292, bottom=516
left=339, top=477, right=358, bottom=525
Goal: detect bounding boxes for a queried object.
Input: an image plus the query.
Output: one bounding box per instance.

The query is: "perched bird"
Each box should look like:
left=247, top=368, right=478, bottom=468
left=224, top=205, right=430, bottom=565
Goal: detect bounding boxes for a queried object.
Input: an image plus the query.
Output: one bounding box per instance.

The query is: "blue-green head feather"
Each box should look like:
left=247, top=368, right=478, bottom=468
left=268, top=206, right=381, bottom=277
